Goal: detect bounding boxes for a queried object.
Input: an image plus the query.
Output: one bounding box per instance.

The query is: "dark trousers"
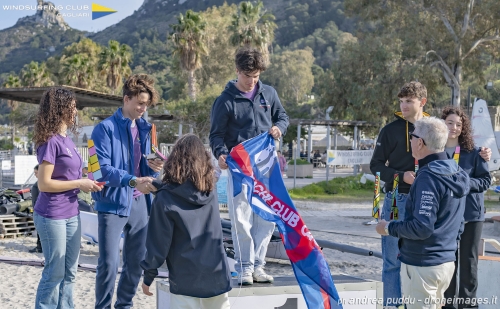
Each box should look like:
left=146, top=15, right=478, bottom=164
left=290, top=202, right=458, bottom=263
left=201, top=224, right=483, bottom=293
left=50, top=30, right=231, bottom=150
left=443, top=221, right=483, bottom=309
left=95, top=195, right=148, bottom=309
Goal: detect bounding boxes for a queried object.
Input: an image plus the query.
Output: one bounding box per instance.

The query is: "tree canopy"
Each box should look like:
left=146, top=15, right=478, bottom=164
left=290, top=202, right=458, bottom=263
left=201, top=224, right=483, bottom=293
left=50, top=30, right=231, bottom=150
left=345, top=0, right=500, bottom=106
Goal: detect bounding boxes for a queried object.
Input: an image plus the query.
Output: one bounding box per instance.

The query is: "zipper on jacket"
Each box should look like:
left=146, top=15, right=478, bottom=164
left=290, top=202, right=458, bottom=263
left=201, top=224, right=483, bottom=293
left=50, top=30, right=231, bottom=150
left=125, top=119, right=133, bottom=216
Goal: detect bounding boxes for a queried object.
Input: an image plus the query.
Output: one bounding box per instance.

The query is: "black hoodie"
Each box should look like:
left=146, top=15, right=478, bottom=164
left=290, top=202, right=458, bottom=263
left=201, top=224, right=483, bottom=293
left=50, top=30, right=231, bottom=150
left=370, top=112, right=429, bottom=193
left=140, top=181, right=231, bottom=298
left=209, top=80, right=289, bottom=159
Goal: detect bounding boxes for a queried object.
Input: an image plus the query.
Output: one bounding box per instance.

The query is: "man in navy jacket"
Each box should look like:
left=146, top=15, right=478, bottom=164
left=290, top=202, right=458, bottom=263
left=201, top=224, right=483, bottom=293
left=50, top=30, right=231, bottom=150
left=209, top=47, right=289, bottom=285
left=376, top=117, right=470, bottom=309
left=91, top=74, right=163, bottom=309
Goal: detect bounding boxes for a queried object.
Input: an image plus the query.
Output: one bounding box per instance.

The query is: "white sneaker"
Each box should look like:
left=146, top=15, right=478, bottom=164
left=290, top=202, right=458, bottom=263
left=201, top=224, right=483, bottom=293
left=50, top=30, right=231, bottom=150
left=237, top=272, right=253, bottom=285
left=252, top=268, right=274, bottom=283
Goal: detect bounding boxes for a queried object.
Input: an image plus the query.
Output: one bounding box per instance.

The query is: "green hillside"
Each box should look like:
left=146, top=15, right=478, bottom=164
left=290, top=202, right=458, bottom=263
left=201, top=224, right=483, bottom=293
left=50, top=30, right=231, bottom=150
left=0, top=0, right=354, bottom=76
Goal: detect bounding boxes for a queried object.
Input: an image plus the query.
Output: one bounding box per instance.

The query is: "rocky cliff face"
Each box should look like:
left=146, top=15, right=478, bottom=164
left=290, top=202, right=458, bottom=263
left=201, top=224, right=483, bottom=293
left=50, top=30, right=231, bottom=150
left=17, top=0, right=70, bottom=30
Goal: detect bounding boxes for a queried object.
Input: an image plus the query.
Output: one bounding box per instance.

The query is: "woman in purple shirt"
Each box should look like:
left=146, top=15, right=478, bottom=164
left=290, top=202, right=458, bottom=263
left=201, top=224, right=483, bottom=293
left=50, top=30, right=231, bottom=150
left=33, top=88, right=102, bottom=309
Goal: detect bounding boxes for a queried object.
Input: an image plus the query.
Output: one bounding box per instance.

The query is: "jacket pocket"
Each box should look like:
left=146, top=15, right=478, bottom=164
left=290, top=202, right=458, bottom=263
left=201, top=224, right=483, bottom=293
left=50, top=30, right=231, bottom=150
left=466, top=193, right=482, bottom=221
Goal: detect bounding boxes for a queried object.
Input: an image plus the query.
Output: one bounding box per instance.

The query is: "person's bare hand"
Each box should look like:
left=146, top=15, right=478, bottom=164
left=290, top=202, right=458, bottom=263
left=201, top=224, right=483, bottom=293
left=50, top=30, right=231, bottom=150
left=375, top=219, right=389, bottom=235
left=479, top=147, right=491, bottom=162
left=79, top=179, right=103, bottom=193
left=136, top=177, right=156, bottom=194
left=147, top=158, right=164, bottom=173
left=142, top=283, right=153, bottom=296
left=403, top=171, right=416, bottom=185
left=269, top=126, right=282, bottom=139
left=218, top=155, right=228, bottom=170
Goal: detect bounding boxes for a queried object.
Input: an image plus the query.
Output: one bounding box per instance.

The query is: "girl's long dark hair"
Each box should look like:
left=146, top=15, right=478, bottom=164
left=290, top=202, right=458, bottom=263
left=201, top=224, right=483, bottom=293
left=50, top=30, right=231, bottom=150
left=162, top=134, right=214, bottom=193
left=441, top=106, right=474, bottom=152
left=33, top=87, right=78, bottom=148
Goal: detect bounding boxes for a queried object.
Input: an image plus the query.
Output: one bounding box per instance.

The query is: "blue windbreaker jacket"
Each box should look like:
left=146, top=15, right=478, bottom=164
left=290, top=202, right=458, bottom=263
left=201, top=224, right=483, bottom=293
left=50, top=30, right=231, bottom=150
left=90, top=108, right=159, bottom=216
left=388, top=152, right=470, bottom=267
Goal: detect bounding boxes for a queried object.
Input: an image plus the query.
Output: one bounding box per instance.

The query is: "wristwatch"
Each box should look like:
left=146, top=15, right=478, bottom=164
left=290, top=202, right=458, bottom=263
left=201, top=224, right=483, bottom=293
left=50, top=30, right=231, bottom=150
left=384, top=222, right=390, bottom=235
left=129, top=177, right=137, bottom=188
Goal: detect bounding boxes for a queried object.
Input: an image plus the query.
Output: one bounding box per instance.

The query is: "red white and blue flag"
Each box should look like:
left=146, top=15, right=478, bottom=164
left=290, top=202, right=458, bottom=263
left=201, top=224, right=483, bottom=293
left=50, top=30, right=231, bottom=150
left=227, top=133, right=342, bottom=309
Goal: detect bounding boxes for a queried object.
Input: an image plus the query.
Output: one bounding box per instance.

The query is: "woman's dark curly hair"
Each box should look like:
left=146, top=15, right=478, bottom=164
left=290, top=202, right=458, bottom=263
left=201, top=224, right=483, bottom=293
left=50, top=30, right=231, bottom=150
left=162, top=134, right=214, bottom=193
left=440, top=106, right=474, bottom=152
left=33, top=87, right=78, bottom=148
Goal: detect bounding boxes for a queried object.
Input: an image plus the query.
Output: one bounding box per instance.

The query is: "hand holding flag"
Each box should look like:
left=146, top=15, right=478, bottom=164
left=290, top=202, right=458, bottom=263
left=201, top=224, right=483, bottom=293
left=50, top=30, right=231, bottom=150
left=227, top=133, right=342, bottom=309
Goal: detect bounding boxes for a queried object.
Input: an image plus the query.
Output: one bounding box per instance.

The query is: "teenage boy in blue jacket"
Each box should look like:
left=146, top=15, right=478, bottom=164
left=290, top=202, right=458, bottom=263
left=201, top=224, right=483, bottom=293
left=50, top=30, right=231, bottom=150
left=376, top=117, right=470, bottom=309
left=209, top=47, right=289, bottom=285
left=91, top=74, right=163, bottom=309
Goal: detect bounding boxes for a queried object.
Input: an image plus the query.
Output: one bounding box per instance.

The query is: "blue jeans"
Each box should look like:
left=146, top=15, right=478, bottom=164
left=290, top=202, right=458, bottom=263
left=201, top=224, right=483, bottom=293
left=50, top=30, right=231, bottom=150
left=34, top=213, right=81, bottom=309
left=95, top=195, right=148, bottom=309
left=381, top=192, right=407, bottom=306
left=227, top=170, right=275, bottom=274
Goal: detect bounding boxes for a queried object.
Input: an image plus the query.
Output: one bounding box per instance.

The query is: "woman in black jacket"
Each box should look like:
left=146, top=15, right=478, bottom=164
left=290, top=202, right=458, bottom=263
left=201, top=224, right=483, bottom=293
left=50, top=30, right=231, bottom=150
left=140, top=134, right=231, bottom=309
left=441, top=106, right=491, bottom=309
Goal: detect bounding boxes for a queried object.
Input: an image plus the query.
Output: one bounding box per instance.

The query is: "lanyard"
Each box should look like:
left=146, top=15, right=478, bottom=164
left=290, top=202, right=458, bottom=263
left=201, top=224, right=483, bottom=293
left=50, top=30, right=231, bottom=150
left=453, top=146, right=460, bottom=164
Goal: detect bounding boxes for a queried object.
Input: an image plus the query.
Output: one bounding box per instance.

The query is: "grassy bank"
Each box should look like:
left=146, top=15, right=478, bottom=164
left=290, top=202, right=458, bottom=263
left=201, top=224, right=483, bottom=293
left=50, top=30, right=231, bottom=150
left=288, top=176, right=500, bottom=212
left=288, top=175, right=381, bottom=203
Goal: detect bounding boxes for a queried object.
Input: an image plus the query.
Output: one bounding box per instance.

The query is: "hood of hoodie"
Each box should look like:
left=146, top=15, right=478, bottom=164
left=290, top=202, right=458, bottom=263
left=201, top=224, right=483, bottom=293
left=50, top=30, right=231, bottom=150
left=222, top=80, right=264, bottom=98
left=393, top=111, right=431, bottom=152
left=157, top=180, right=214, bottom=207
left=427, top=159, right=470, bottom=198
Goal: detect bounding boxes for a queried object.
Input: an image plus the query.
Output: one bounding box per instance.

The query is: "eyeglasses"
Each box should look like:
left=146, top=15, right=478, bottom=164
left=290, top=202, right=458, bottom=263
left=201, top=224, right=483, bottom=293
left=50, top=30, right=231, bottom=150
left=410, top=132, right=426, bottom=146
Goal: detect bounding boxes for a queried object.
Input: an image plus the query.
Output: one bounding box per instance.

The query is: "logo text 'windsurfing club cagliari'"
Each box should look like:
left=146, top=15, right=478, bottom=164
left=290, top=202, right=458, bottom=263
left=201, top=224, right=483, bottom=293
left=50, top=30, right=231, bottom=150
left=1, top=2, right=117, bottom=19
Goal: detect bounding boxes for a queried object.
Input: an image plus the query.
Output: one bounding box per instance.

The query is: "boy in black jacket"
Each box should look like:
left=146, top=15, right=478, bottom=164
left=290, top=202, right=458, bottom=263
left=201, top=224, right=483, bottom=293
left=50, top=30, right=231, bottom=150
left=370, top=81, right=429, bottom=308
left=141, top=134, right=231, bottom=309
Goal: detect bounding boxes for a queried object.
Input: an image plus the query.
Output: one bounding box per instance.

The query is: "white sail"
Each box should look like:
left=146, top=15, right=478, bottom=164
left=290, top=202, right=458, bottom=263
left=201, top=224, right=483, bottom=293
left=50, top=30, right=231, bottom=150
left=471, top=98, right=500, bottom=171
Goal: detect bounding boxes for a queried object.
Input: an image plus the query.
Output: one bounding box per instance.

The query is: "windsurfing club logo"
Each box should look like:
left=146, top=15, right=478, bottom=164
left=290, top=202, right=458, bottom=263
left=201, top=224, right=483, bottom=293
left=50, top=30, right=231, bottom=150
left=254, top=144, right=276, bottom=177
left=92, top=3, right=117, bottom=20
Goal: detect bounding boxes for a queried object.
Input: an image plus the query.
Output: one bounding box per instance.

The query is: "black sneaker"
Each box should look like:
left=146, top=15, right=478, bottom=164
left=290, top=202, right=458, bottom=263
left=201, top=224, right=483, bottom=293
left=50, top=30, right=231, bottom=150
left=29, top=247, right=42, bottom=253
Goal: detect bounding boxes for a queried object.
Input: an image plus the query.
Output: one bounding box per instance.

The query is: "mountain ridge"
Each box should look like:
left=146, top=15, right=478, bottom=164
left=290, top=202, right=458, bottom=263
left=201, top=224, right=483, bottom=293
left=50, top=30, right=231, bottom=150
left=0, top=0, right=353, bottom=76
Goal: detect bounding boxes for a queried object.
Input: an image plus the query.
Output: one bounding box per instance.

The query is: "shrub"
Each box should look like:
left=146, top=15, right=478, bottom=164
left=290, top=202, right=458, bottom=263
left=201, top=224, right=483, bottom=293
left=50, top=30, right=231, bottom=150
left=287, top=159, right=311, bottom=165
left=289, top=175, right=374, bottom=196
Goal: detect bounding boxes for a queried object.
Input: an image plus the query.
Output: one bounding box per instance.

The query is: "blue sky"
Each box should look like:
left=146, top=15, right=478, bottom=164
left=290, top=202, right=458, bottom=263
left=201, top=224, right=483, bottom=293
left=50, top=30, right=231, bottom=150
left=0, top=0, right=144, bottom=32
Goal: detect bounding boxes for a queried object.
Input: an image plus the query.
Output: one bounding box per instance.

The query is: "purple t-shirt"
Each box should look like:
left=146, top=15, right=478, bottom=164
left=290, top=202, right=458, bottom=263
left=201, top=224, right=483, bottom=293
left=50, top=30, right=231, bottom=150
left=34, top=134, right=82, bottom=219
left=131, top=123, right=142, bottom=198
left=241, top=83, right=259, bottom=101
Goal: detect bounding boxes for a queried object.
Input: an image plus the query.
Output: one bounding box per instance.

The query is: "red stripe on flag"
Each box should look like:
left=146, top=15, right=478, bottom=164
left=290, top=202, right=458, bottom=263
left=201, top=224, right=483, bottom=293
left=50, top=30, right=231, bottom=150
left=230, top=144, right=253, bottom=176
left=229, top=145, right=320, bottom=262
left=253, top=177, right=319, bottom=261
left=321, top=288, right=331, bottom=309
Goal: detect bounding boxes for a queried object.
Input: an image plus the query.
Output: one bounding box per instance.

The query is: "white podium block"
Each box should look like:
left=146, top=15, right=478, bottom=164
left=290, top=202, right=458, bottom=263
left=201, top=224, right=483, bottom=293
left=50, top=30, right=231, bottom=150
left=477, top=256, right=500, bottom=308
left=157, top=275, right=382, bottom=309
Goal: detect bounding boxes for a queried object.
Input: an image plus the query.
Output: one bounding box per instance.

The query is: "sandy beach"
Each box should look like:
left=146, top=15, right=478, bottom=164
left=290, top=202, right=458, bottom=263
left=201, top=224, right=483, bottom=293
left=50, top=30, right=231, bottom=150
left=1, top=201, right=499, bottom=308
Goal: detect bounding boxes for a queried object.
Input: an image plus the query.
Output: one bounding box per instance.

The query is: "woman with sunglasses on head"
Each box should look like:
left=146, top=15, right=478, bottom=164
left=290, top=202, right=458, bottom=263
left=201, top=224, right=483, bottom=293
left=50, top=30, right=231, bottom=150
left=33, top=87, right=103, bottom=309
left=440, top=106, right=491, bottom=309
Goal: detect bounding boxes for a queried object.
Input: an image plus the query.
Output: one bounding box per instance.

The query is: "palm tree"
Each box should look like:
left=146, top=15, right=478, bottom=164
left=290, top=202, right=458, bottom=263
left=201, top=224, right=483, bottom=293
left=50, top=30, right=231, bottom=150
left=169, top=10, right=208, bottom=101
left=60, top=54, right=95, bottom=89
left=20, top=61, right=54, bottom=87
left=229, top=0, right=276, bottom=63
left=2, top=74, right=21, bottom=151
left=99, top=40, right=132, bottom=94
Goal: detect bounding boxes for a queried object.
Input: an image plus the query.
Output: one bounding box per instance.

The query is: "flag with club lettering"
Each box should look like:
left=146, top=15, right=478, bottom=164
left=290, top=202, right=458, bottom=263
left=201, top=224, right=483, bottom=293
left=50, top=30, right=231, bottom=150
left=226, top=133, right=342, bottom=309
